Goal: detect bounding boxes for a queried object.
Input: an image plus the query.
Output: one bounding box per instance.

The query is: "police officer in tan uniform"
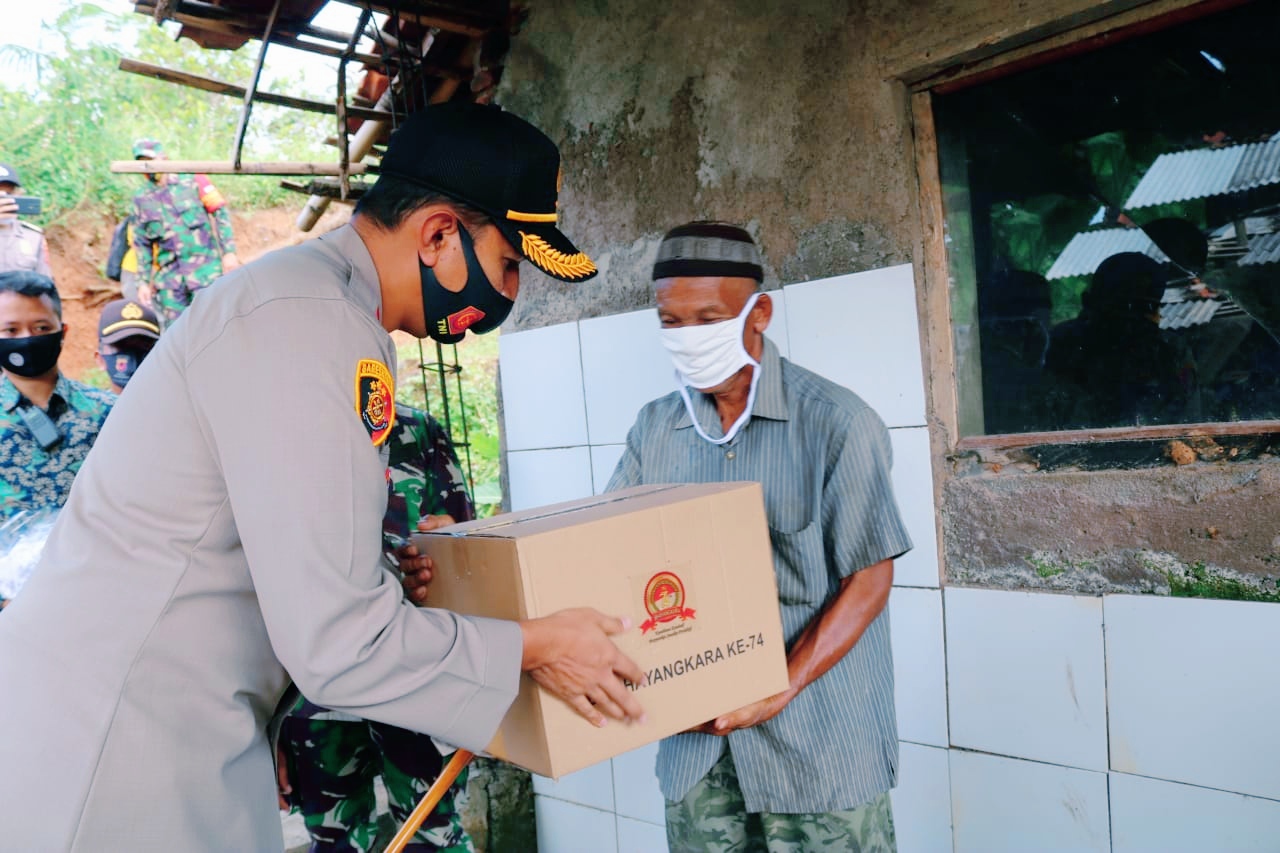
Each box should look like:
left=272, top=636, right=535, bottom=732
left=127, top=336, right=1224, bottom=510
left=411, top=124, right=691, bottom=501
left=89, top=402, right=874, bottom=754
left=0, top=103, right=644, bottom=851
left=0, top=163, right=52, bottom=276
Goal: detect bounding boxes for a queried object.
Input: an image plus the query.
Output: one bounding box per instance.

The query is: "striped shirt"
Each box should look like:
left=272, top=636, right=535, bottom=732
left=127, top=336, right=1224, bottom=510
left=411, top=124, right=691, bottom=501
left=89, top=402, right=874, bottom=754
left=608, top=337, right=912, bottom=813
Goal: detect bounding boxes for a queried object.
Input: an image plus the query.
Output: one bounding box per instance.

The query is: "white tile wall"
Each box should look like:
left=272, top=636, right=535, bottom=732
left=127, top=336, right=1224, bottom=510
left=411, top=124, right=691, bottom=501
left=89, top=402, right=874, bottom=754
left=950, top=750, right=1110, bottom=853
left=1110, top=772, right=1280, bottom=853
left=889, top=427, right=940, bottom=588
left=616, top=815, right=668, bottom=853
left=590, top=444, right=627, bottom=495
left=535, top=796, right=619, bottom=853
left=892, top=743, right=952, bottom=853
left=578, top=309, right=676, bottom=446
left=1105, top=595, right=1280, bottom=800
left=532, top=760, right=616, bottom=812
left=611, top=742, right=665, bottom=825
left=889, top=587, right=948, bottom=748
left=499, top=323, right=589, bottom=450
left=946, top=588, right=1107, bottom=771
left=505, top=447, right=594, bottom=511
left=782, top=264, right=926, bottom=428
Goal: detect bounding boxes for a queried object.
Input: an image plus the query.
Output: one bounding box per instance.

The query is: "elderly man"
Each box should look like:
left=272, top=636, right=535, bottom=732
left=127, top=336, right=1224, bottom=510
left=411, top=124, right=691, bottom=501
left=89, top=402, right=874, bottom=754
left=0, top=102, right=643, bottom=851
left=609, top=221, right=912, bottom=852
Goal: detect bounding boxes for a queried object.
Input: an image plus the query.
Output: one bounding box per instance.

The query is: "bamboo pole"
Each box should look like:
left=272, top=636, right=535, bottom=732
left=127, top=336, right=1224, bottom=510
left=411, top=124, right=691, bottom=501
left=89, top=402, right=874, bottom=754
left=383, top=749, right=474, bottom=853
left=110, top=160, right=370, bottom=176
left=230, top=0, right=282, bottom=169
left=118, top=58, right=397, bottom=123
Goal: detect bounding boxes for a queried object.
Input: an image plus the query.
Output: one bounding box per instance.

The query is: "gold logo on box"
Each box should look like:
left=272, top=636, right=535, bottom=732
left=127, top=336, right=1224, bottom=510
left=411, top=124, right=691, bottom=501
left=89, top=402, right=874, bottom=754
left=640, top=570, right=696, bottom=634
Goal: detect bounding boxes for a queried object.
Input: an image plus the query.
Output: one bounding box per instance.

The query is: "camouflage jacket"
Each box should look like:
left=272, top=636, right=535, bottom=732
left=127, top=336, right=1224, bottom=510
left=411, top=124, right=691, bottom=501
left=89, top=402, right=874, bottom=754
left=383, top=403, right=474, bottom=541
left=0, top=373, right=115, bottom=522
left=131, top=174, right=236, bottom=323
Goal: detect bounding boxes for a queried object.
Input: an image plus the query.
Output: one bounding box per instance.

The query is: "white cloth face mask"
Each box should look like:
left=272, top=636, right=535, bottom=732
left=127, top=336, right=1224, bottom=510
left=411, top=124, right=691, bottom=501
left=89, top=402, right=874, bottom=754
left=659, top=292, right=762, bottom=445
left=659, top=292, right=760, bottom=390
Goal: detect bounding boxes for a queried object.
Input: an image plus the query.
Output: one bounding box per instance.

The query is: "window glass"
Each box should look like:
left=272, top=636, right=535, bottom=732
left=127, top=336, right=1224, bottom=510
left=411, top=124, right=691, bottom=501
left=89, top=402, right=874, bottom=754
left=934, top=1, right=1280, bottom=435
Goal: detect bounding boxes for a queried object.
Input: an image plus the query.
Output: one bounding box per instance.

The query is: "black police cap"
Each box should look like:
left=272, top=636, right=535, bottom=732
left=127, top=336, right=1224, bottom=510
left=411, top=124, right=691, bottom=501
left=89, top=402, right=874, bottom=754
left=378, top=102, right=597, bottom=283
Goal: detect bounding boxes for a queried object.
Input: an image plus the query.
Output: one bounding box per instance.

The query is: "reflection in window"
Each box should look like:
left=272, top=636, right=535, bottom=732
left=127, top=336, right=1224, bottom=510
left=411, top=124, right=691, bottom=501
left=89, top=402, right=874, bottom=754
left=934, top=1, right=1280, bottom=436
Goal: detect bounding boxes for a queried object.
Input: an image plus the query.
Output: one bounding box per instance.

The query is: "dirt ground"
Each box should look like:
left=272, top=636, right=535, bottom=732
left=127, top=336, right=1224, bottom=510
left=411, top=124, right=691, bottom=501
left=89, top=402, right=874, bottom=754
left=44, top=202, right=353, bottom=381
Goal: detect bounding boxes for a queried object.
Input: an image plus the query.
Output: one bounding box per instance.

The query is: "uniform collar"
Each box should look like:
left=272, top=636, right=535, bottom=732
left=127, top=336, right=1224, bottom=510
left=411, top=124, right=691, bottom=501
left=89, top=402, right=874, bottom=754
left=673, top=336, right=789, bottom=431
left=321, top=223, right=384, bottom=323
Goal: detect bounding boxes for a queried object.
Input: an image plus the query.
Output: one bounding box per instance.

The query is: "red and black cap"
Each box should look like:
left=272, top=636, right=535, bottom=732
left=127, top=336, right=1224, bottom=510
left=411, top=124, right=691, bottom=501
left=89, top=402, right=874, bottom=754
left=378, top=102, right=597, bottom=283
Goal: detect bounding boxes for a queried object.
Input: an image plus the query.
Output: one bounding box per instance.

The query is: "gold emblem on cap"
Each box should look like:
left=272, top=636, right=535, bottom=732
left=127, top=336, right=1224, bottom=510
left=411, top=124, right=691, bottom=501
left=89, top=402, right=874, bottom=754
left=518, top=231, right=597, bottom=280
left=507, top=210, right=558, bottom=223
left=121, top=302, right=144, bottom=320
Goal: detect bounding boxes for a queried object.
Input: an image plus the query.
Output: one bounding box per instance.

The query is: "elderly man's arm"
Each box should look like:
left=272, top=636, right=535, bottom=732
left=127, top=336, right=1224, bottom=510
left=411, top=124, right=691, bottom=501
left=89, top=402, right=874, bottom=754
left=702, top=557, right=893, bottom=735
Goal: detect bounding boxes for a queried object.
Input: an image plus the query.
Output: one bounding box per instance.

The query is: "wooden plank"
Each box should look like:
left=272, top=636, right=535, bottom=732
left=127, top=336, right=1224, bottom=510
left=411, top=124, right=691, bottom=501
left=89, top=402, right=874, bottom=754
left=110, top=160, right=370, bottom=176
left=118, top=58, right=396, bottom=122
left=131, top=2, right=428, bottom=70
left=911, top=88, right=961, bottom=448
left=331, top=0, right=494, bottom=38
left=231, top=0, right=283, bottom=169
left=957, top=420, right=1280, bottom=451
left=135, top=0, right=354, bottom=44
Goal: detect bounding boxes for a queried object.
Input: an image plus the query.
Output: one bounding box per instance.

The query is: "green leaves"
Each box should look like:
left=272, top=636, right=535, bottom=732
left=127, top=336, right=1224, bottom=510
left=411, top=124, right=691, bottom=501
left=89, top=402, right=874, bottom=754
left=0, top=5, right=333, bottom=226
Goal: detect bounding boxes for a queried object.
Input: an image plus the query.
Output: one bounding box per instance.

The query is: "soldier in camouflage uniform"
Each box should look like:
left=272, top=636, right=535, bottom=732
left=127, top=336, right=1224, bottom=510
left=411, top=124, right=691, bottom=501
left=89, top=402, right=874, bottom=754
left=130, top=139, right=241, bottom=329
left=280, top=403, right=476, bottom=853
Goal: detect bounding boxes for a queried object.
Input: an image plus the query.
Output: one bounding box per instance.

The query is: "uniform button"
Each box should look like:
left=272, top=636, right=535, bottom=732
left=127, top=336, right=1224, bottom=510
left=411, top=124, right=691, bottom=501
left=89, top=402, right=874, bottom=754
left=725, top=450, right=736, bottom=460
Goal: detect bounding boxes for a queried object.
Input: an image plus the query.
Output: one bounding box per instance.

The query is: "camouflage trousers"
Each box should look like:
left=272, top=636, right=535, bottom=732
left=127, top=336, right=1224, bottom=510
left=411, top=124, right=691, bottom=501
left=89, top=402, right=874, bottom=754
left=664, top=749, right=897, bottom=853
left=150, top=274, right=215, bottom=329
left=279, top=713, right=473, bottom=853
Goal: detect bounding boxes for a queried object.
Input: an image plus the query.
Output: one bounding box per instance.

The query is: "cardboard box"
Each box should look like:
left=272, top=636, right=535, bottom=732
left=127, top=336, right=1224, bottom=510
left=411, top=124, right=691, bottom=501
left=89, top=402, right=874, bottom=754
left=413, top=482, right=789, bottom=778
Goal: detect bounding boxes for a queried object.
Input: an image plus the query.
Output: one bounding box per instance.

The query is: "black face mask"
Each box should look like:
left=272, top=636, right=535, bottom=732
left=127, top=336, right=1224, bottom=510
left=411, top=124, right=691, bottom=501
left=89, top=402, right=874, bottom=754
left=0, top=330, right=63, bottom=378
left=419, top=223, right=515, bottom=344
left=105, top=351, right=141, bottom=389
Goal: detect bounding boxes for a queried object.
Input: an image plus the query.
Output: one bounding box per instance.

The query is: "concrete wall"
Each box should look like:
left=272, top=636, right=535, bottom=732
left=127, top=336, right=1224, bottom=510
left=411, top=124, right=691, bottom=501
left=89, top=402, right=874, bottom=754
left=497, top=0, right=1143, bottom=330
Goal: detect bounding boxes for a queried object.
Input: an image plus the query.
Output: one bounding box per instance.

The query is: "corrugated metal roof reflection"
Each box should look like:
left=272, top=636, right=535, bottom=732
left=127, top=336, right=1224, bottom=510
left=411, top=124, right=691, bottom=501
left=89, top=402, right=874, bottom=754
left=1239, top=232, right=1280, bottom=266
left=1159, top=298, right=1221, bottom=329
left=1045, top=228, right=1168, bottom=280
left=1125, top=146, right=1245, bottom=208
left=1228, top=136, right=1280, bottom=193
left=1125, top=137, right=1280, bottom=209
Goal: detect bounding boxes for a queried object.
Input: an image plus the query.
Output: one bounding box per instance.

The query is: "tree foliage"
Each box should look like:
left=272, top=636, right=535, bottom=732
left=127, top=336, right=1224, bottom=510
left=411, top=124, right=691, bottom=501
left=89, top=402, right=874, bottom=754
left=0, top=3, right=335, bottom=225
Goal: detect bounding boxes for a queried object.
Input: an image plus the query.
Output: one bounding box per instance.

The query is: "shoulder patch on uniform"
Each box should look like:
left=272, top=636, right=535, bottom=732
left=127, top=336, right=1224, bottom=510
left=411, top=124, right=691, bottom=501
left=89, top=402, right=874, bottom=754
left=355, top=359, right=395, bottom=446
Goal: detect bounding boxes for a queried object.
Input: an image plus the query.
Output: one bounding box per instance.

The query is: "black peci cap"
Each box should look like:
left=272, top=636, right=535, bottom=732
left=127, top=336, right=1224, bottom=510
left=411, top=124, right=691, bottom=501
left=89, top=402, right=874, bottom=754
left=378, top=102, right=597, bottom=283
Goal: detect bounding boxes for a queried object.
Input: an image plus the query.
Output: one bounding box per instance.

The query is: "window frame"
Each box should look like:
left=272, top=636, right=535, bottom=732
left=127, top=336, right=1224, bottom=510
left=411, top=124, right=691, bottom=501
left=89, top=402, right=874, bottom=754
left=909, top=0, right=1273, bottom=453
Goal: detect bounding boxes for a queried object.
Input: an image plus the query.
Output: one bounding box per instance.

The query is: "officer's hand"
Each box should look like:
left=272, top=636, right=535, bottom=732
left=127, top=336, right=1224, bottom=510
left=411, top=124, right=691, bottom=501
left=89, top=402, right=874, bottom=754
left=519, top=608, right=647, bottom=728
left=398, top=515, right=455, bottom=604
left=0, top=194, right=15, bottom=222
left=137, top=283, right=154, bottom=308
left=221, top=251, right=242, bottom=272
